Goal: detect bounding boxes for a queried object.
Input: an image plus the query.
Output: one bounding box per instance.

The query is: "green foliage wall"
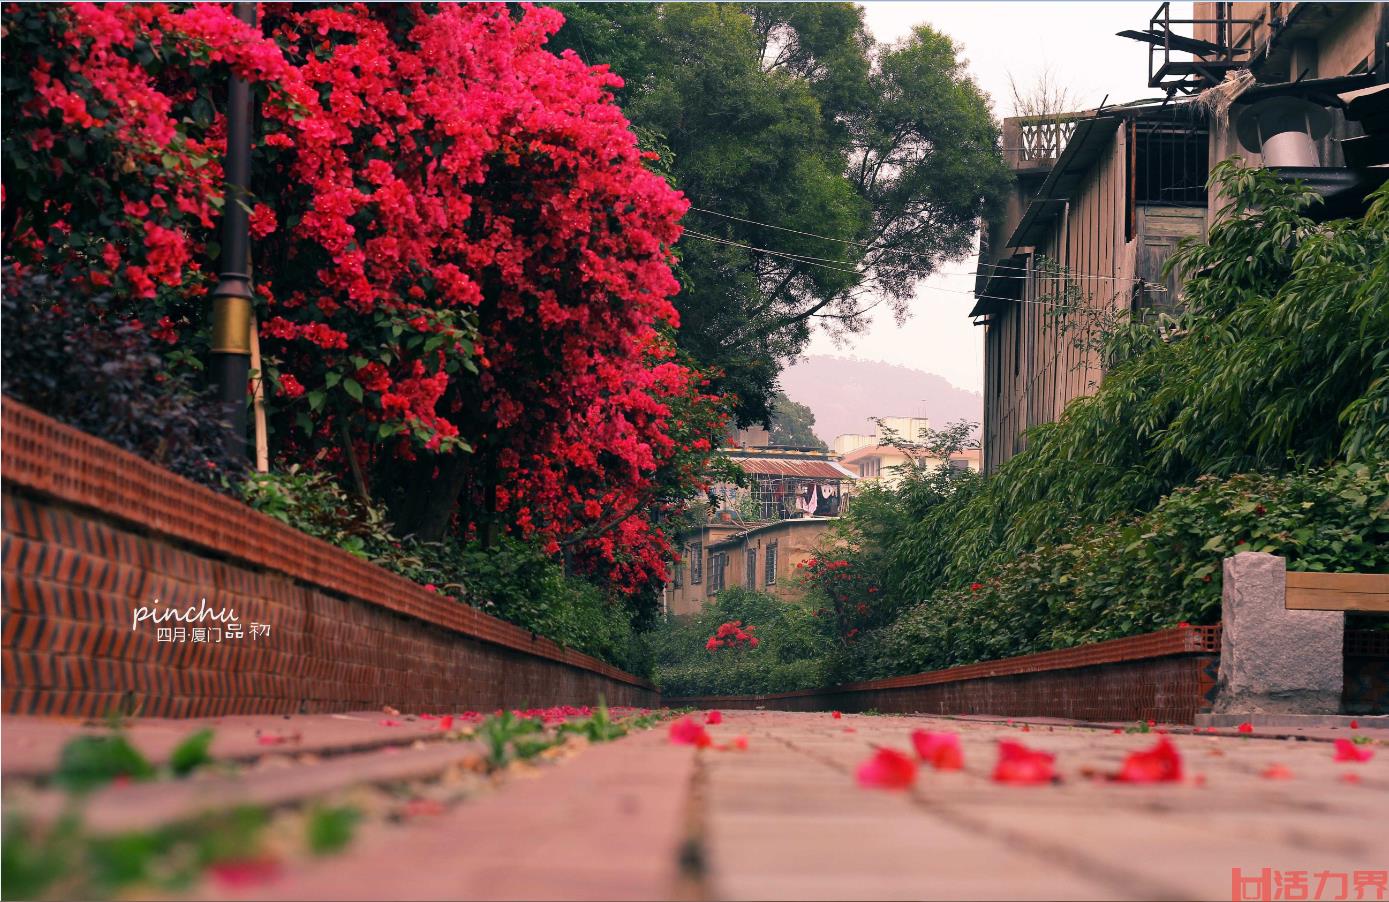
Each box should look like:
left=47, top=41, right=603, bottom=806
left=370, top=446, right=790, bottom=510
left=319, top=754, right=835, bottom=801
left=827, top=165, right=1389, bottom=680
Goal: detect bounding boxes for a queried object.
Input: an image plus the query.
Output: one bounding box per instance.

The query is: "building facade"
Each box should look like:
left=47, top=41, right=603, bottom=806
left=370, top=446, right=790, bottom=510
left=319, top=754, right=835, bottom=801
left=663, top=446, right=856, bottom=615
left=974, top=2, right=1387, bottom=472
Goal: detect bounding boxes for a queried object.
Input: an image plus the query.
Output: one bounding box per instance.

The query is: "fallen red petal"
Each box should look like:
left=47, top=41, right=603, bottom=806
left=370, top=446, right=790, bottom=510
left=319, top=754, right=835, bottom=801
left=380, top=719, right=401, bottom=727
left=705, top=710, right=723, bottom=725
left=1237, top=722, right=1254, bottom=733
left=1339, top=772, right=1362, bottom=784
left=911, top=730, right=964, bottom=771
left=208, top=857, right=282, bottom=889
left=403, top=798, right=447, bottom=817
left=1114, top=736, right=1183, bottom=783
left=1261, top=763, right=1294, bottom=780
left=832, top=711, right=843, bottom=719
left=992, top=740, right=1056, bottom=785
left=669, top=716, right=712, bottom=748
left=438, top=715, right=454, bottom=731
left=1333, top=738, right=1373, bottom=762
left=856, top=747, right=918, bottom=789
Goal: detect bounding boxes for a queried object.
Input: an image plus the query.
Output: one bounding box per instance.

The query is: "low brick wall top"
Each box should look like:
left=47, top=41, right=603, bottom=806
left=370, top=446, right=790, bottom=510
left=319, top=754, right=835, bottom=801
left=1, top=400, right=651, bottom=690
left=669, top=625, right=1223, bottom=707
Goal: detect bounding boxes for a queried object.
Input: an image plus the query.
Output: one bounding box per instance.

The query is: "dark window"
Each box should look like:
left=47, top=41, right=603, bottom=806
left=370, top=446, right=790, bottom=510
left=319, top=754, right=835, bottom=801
left=746, top=548, right=757, bottom=588
left=1132, top=122, right=1208, bottom=207
left=689, top=543, right=702, bottom=584
left=673, top=558, right=682, bottom=589
left=765, top=542, right=778, bottom=585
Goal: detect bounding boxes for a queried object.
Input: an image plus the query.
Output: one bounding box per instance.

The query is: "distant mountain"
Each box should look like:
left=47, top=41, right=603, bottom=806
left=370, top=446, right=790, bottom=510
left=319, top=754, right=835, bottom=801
left=778, top=355, right=983, bottom=444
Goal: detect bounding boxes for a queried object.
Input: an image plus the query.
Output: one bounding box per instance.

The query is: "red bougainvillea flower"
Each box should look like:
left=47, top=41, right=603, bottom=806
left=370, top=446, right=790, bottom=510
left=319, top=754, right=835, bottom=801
left=1020, top=725, right=1031, bottom=733
left=207, top=857, right=282, bottom=889
left=1237, top=722, right=1254, bottom=733
left=669, top=716, right=712, bottom=748
left=1349, top=720, right=1359, bottom=729
left=705, top=710, right=723, bottom=725
left=832, top=711, right=843, bottom=719
left=438, top=715, right=454, bottom=731
left=911, top=730, right=964, bottom=771
left=970, top=582, right=983, bottom=592
left=1333, top=739, right=1374, bottom=762
left=1114, top=737, right=1183, bottom=783
left=992, top=740, right=1056, bottom=785
left=856, top=748, right=918, bottom=790
left=1177, top=621, right=1190, bottom=628
left=1261, top=764, right=1294, bottom=780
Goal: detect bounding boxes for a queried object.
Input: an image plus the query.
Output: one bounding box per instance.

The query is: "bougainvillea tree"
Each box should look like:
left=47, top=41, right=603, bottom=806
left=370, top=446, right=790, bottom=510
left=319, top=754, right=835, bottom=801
left=2, top=2, right=725, bottom=599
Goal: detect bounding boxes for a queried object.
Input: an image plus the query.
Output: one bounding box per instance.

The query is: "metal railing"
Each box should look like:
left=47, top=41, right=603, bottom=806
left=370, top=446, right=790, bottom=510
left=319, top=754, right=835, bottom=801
left=1142, top=1, right=1260, bottom=94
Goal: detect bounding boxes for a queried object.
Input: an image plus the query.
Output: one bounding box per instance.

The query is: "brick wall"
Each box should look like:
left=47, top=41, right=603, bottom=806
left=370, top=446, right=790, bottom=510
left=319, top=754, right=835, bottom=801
left=1, top=401, right=656, bottom=718
left=670, top=627, right=1224, bottom=723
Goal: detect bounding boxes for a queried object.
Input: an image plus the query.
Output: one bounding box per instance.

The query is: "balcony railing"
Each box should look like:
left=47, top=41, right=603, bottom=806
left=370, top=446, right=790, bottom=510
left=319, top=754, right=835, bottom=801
left=1017, top=116, right=1081, bottom=163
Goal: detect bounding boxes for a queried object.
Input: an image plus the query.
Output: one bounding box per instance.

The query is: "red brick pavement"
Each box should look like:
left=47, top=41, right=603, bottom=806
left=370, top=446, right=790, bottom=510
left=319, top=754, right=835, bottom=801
left=5, top=710, right=1386, bottom=900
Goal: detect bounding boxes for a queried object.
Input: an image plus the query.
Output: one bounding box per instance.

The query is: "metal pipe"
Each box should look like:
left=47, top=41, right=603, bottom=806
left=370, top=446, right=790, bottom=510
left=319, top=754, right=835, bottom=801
left=209, top=1, right=257, bottom=462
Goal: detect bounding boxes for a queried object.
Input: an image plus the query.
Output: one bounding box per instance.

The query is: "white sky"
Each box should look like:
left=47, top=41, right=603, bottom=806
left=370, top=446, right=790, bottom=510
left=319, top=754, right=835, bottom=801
left=805, top=2, right=1184, bottom=393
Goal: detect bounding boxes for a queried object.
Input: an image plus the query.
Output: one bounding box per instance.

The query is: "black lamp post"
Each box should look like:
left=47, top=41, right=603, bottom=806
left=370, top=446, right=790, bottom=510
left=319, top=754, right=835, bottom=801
left=209, top=1, right=257, bottom=461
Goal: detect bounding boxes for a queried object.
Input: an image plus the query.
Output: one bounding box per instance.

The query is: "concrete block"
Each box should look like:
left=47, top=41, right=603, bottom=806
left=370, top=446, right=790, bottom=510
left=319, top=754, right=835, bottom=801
left=1213, top=552, right=1344, bottom=714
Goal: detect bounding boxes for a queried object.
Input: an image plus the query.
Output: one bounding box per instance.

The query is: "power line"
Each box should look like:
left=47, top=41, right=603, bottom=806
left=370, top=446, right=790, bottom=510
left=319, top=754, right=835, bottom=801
left=683, top=230, right=1133, bottom=313
left=683, top=230, right=1091, bottom=312
left=687, top=204, right=1161, bottom=287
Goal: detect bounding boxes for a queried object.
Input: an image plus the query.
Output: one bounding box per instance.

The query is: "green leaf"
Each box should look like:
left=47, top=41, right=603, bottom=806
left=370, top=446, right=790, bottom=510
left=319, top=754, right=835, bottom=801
left=342, top=378, right=363, bottom=402
left=55, top=734, right=155, bottom=793
left=169, top=729, right=215, bottom=777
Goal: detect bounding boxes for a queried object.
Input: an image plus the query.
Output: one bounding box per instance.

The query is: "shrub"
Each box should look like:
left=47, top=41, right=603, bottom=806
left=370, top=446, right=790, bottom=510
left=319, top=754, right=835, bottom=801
left=645, top=587, right=833, bottom=696
left=837, top=459, right=1389, bottom=681
left=1, top=268, right=242, bottom=489
left=239, top=470, right=638, bottom=670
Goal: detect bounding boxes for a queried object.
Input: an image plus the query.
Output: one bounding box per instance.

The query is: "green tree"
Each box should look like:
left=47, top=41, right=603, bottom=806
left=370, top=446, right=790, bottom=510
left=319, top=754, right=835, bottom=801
left=767, top=392, right=827, bottom=449
left=549, top=4, right=1010, bottom=426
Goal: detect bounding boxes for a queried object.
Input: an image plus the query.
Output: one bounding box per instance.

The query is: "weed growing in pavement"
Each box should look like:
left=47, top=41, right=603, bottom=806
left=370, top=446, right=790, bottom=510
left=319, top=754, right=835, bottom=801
left=54, top=727, right=217, bottom=793
left=306, top=805, right=361, bottom=856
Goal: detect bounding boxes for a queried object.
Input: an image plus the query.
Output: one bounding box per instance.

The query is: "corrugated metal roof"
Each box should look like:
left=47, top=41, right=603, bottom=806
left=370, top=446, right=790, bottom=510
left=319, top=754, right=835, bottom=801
left=725, top=456, right=857, bottom=479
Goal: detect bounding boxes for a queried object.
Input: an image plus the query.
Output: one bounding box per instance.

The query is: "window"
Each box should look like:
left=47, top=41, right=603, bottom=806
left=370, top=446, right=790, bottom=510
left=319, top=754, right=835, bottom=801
left=689, top=542, right=702, bottom=584
left=673, top=558, right=682, bottom=588
left=765, top=542, right=778, bottom=585
left=949, top=458, right=970, bottom=471
left=708, top=552, right=726, bottom=593
left=745, top=547, right=757, bottom=588
left=859, top=457, right=881, bottom=479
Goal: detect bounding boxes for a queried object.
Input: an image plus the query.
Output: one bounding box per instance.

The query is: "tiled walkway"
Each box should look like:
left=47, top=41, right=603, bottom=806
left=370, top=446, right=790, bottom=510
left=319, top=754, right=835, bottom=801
left=5, top=710, right=1386, bottom=900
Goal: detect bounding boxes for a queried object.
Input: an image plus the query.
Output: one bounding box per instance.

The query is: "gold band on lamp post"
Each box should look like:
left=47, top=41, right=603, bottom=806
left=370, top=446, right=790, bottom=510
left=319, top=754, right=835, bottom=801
left=211, top=293, right=253, bottom=355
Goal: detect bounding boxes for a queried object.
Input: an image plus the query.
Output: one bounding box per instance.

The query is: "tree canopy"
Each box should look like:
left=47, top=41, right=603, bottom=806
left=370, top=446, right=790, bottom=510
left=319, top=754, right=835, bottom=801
left=767, top=392, right=827, bottom=449
left=549, top=3, right=1011, bottom=425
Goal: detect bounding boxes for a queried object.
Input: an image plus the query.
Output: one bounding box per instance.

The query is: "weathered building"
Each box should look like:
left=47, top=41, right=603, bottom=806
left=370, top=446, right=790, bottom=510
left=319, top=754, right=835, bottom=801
left=664, top=447, right=855, bottom=615
left=974, top=2, right=1388, bottom=472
